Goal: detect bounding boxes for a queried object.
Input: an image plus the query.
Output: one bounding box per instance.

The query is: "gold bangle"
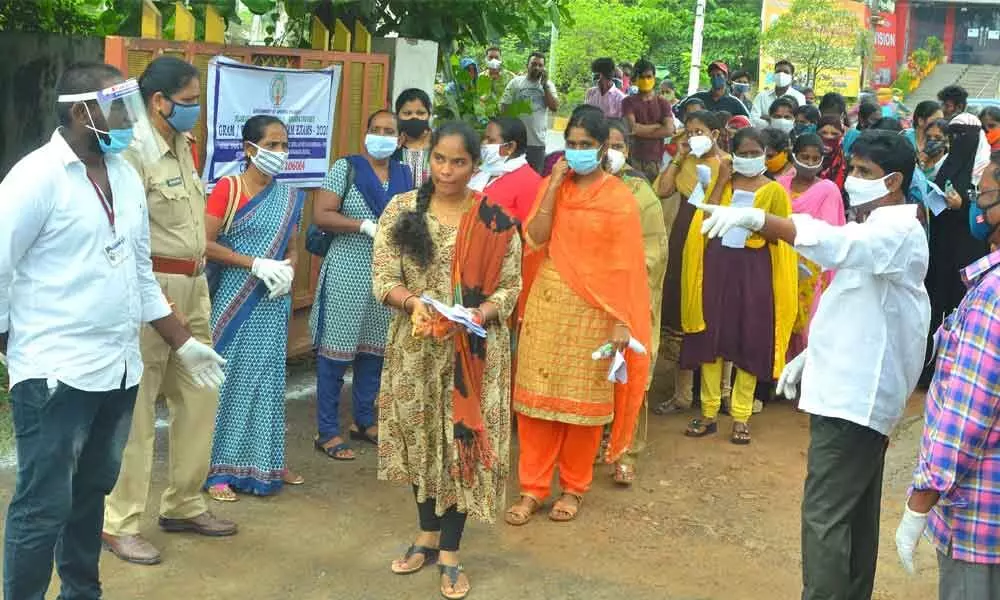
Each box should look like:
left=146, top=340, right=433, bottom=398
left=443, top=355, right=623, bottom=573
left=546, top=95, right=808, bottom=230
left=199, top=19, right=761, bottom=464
left=537, top=207, right=553, bottom=215
left=401, top=294, right=418, bottom=313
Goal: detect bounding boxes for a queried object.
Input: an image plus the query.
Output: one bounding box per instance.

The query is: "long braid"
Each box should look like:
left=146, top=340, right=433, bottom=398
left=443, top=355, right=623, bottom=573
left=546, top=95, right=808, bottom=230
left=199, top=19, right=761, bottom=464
left=392, top=179, right=436, bottom=267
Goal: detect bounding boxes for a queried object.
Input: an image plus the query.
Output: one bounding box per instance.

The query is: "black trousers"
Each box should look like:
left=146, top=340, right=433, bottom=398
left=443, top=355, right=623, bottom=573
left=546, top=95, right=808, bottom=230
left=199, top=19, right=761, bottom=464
left=414, top=487, right=468, bottom=552
left=801, top=415, right=888, bottom=600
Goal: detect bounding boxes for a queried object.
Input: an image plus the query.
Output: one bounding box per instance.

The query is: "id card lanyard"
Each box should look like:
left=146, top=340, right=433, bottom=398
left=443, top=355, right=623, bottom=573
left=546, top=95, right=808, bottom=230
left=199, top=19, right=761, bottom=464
left=86, top=175, right=115, bottom=236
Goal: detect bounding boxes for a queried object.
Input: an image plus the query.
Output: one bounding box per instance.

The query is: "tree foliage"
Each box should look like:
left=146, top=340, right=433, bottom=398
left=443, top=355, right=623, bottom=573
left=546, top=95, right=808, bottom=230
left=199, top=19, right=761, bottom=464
left=0, top=0, right=98, bottom=35
left=760, top=0, right=862, bottom=88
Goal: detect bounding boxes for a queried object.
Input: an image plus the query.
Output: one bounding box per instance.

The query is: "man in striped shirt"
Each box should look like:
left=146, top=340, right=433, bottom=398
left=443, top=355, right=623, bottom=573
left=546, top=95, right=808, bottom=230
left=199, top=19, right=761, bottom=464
left=896, top=151, right=1000, bottom=598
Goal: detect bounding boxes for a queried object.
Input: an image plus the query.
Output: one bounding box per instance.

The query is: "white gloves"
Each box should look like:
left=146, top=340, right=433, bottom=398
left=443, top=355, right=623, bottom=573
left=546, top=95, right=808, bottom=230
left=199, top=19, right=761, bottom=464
left=776, top=351, right=806, bottom=400
left=175, top=337, right=227, bottom=388
left=698, top=204, right=766, bottom=238
left=360, top=219, right=378, bottom=238
left=251, top=258, right=294, bottom=298
left=895, top=504, right=929, bottom=575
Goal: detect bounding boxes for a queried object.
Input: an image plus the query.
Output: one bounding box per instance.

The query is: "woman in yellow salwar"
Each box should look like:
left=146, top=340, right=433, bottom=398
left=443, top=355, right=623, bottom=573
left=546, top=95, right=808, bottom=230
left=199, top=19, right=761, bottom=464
left=681, top=127, right=797, bottom=444
left=653, top=111, right=731, bottom=415
left=605, top=118, right=667, bottom=486
left=504, top=109, right=651, bottom=526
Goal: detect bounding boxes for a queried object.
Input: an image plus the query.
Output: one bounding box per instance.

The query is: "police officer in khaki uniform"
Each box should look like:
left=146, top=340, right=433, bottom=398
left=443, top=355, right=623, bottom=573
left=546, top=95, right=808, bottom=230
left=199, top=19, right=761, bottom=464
left=102, top=56, right=237, bottom=566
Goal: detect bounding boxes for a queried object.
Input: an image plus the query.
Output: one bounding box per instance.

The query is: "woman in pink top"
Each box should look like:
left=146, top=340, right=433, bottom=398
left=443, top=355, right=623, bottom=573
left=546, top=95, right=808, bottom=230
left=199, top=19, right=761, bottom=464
left=778, top=133, right=845, bottom=360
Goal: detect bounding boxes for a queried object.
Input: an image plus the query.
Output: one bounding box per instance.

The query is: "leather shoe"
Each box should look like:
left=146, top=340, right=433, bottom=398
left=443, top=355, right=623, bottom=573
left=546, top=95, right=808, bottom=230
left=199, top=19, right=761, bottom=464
left=101, top=533, right=162, bottom=565
left=158, top=511, right=238, bottom=537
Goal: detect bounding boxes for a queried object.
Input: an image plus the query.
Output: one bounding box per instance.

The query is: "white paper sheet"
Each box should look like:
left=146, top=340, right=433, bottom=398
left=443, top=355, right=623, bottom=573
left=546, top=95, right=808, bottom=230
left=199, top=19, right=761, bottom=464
left=591, top=338, right=648, bottom=383
left=420, top=295, right=487, bottom=338
left=721, top=189, right=756, bottom=249
left=924, top=180, right=948, bottom=216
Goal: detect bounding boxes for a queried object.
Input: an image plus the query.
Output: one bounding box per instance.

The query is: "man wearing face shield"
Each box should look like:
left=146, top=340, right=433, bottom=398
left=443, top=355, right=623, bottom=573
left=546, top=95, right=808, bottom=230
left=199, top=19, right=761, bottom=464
left=102, top=56, right=238, bottom=567
left=894, top=154, right=1000, bottom=595
left=694, top=130, right=931, bottom=600
left=0, top=62, right=225, bottom=599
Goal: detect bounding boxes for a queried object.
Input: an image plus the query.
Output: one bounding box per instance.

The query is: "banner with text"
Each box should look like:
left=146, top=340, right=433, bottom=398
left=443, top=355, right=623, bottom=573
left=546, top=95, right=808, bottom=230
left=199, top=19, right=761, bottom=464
left=205, top=56, right=340, bottom=188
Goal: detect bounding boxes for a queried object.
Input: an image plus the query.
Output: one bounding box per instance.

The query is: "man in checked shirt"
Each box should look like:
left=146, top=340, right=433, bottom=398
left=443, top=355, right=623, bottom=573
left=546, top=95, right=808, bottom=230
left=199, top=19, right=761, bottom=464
left=896, top=151, right=1000, bottom=598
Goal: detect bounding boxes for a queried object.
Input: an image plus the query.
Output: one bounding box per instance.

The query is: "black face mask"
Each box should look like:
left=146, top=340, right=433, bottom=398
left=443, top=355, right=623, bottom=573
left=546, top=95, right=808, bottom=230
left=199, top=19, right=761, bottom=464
left=399, top=117, right=430, bottom=139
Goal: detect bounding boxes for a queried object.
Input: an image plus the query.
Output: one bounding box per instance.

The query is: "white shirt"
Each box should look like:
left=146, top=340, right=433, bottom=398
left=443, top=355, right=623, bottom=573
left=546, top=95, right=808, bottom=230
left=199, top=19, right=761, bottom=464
left=0, top=130, right=171, bottom=392
left=750, top=86, right=807, bottom=126
left=468, top=155, right=529, bottom=192
left=793, top=203, right=931, bottom=435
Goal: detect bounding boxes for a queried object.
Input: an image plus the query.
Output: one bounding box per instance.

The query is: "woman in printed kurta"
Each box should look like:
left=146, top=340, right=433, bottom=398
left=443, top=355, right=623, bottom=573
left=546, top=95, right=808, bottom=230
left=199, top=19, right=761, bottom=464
left=203, top=116, right=305, bottom=499
left=777, top=133, right=845, bottom=360
left=605, top=119, right=667, bottom=485
left=373, top=122, right=521, bottom=600
left=681, top=127, right=797, bottom=444
left=311, top=111, right=413, bottom=461
left=506, top=109, right=651, bottom=526
left=395, top=88, right=433, bottom=187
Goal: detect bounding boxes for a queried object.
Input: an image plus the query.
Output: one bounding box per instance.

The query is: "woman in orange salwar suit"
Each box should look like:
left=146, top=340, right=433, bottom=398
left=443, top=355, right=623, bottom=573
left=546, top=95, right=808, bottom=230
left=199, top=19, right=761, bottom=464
left=504, top=108, right=651, bottom=525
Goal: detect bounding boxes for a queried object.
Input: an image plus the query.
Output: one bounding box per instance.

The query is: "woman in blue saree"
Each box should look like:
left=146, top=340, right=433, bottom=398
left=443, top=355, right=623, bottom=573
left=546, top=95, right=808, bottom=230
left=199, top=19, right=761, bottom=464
left=203, top=116, right=305, bottom=500
left=310, top=109, right=413, bottom=460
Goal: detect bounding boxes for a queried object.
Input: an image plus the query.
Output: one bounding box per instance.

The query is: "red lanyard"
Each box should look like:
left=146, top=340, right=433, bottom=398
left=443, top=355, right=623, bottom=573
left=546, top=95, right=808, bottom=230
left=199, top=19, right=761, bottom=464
left=86, top=175, right=115, bottom=233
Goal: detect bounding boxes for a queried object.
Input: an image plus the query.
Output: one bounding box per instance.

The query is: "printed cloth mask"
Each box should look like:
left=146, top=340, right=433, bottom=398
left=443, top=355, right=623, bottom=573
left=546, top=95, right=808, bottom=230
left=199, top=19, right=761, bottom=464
left=793, top=123, right=817, bottom=136
left=844, top=173, right=896, bottom=208
left=733, top=154, right=767, bottom=177
left=565, top=148, right=602, bottom=175
left=248, top=142, right=288, bottom=176
left=365, top=134, right=398, bottom=160
left=688, top=135, right=713, bottom=158
left=924, top=139, right=948, bottom=158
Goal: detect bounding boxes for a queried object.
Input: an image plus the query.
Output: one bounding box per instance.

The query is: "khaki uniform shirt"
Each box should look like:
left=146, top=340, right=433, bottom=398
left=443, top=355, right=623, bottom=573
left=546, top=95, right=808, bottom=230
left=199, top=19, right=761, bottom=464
left=123, top=131, right=206, bottom=260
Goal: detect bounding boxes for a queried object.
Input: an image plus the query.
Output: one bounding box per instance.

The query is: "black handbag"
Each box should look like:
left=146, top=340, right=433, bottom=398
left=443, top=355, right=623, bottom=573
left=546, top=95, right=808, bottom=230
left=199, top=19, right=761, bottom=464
left=305, top=160, right=354, bottom=257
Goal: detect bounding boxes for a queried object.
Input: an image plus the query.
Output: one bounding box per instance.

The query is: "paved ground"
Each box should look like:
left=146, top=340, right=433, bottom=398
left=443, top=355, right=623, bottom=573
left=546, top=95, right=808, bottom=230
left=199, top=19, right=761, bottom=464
left=0, top=367, right=939, bottom=600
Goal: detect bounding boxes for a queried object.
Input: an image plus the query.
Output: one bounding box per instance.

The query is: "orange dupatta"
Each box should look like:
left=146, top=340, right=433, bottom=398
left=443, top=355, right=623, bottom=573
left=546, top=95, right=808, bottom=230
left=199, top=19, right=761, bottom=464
left=522, top=175, right=651, bottom=462
left=451, top=195, right=519, bottom=486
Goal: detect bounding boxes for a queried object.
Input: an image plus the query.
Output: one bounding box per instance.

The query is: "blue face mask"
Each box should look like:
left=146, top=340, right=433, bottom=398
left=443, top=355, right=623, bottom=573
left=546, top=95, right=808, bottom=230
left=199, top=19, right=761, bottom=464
left=565, top=148, right=602, bottom=175
left=164, top=100, right=200, bottom=133
left=732, top=82, right=751, bottom=95
left=364, top=133, right=398, bottom=160
left=969, top=188, right=1000, bottom=241
left=96, top=128, right=134, bottom=155
left=711, top=75, right=727, bottom=90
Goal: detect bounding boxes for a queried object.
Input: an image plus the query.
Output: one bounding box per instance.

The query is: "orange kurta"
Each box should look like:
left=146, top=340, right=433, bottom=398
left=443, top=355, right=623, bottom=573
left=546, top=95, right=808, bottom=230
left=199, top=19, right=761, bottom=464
left=514, top=174, right=651, bottom=462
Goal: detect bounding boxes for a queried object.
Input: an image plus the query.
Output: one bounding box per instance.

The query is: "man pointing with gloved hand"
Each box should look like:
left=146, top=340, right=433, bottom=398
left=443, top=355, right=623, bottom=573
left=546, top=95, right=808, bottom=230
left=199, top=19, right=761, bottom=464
left=698, top=130, right=931, bottom=600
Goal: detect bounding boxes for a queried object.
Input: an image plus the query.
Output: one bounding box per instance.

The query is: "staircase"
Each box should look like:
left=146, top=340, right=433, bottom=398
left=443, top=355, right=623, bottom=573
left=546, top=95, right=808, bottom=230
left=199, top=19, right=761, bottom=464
left=908, top=63, right=1000, bottom=106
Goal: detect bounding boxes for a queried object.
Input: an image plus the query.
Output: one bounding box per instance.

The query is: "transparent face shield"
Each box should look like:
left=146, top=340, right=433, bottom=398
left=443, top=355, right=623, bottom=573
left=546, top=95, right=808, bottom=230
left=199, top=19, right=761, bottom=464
left=57, top=78, right=160, bottom=163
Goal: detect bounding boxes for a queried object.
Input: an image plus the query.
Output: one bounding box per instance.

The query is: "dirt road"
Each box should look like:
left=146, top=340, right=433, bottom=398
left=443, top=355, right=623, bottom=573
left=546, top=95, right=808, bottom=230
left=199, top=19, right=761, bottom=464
left=0, top=379, right=938, bottom=600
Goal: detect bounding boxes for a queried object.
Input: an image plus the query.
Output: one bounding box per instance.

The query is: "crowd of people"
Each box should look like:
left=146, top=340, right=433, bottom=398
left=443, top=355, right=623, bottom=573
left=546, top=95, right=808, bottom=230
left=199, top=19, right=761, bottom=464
left=1, top=47, right=1000, bottom=600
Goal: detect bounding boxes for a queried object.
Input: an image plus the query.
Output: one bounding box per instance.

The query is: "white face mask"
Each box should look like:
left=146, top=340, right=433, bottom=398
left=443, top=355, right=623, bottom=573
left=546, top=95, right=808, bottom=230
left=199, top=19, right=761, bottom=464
left=733, top=154, right=766, bottom=177
left=486, top=58, right=502, bottom=70
left=771, top=118, right=795, bottom=134
left=688, top=135, right=713, bottom=158
left=844, top=173, right=897, bottom=208
left=606, top=148, right=627, bottom=174
left=775, top=72, right=793, bottom=88
left=480, top=143, right=506, bottom=174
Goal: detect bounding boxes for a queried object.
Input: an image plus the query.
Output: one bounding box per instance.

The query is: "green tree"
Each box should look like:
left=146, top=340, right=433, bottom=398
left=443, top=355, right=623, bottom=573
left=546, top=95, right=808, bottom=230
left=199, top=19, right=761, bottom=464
left=760, top=0, right=862, bottom=89
left=0, top=0, right=97, bottom=35
left=553, top=0, right=648, bottom=101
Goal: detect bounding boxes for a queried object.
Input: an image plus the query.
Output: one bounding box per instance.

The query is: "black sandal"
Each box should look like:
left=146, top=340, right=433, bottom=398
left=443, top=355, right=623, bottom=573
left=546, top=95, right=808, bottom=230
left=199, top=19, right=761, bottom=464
left=390, top=544, right=439, bottom=575
left=731, top=422, right=752, bottom=445
left=684, top=418, right=718, bottom=437
left=439, top=564, right=469, bottom=600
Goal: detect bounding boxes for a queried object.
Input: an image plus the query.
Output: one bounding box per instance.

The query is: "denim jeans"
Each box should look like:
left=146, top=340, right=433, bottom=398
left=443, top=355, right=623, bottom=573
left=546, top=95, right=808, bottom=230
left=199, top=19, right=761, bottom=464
left=316, top=353, right=383, bottom=445
left=4, top=378, right=137, bottom=600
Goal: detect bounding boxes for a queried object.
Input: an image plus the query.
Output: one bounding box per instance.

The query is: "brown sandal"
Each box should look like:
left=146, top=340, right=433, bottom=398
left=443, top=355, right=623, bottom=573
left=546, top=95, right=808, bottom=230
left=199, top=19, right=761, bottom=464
left=731, top=422, right=752, bottom=445
left=685, top=418, right=718, bottom=437
left=613, top=463, right=636, bottom=486
left=548, top=493, right=582, bottom=522
left=504, top=495, right=540, bottom=526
